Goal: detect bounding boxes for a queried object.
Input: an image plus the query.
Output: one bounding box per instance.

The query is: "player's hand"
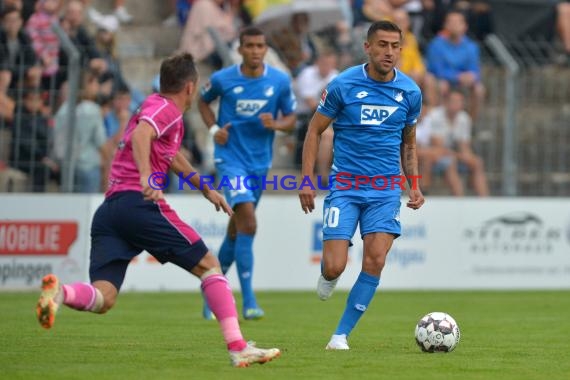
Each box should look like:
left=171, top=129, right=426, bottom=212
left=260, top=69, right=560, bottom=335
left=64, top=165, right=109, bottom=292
left=214, top=123, right=231, bottom=145
left=299, top=185, right=317, bottom=214
left=140, top=175, right=165, bottom=202
left=203, top=188, right=233, bottom=216
left=259, top=113, right=276, bottom=130
left=406, top=189, right=425, bottom=210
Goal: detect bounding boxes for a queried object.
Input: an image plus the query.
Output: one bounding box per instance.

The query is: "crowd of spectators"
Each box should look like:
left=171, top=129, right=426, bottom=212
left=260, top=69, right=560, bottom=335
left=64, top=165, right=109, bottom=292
left=0, top=0, right=568, bottom=195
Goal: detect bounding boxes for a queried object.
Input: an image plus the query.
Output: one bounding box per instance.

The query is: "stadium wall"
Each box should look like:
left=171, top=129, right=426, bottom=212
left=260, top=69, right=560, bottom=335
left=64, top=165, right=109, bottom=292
left=1, top=195, right=569, bottom=291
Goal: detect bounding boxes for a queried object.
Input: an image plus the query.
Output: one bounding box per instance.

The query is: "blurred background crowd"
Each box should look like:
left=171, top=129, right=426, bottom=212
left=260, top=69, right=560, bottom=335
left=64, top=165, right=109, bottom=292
left=0, top=0, right=569, bottom=196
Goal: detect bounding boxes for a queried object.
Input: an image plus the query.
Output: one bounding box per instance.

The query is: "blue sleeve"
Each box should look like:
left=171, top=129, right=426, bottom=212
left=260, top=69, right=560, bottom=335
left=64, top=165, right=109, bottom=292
left=316, top=78, right=342, bottom=119
left=200, top=73, right=222, bottom=103
left=406, top=89, right=422, bottom=125
left=426, top=38, right=458, bottom=83
left=278, top=78, right=297, bottom=116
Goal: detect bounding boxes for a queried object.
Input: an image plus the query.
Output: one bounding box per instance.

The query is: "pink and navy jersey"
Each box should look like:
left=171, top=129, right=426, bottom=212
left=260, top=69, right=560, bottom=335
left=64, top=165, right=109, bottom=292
left=106, top=93, right=184, bottom=197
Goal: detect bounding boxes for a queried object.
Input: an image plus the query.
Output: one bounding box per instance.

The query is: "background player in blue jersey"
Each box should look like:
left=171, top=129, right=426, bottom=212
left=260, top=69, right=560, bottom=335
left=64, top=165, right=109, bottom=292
left=199, top=27, right=297, bottom=320
left=299, top=21, right=425, bottom=350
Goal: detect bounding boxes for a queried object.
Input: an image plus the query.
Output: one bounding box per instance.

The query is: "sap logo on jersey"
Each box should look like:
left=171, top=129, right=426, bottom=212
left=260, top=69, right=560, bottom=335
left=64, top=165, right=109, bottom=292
left=236, top=100, right=268, bottom=116
left=360, top=105, right=398, bottom=126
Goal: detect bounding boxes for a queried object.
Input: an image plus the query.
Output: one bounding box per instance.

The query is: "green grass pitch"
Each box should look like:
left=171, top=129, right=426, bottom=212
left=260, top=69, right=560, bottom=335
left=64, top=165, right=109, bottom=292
left=1, top=290, right=569, bottom=379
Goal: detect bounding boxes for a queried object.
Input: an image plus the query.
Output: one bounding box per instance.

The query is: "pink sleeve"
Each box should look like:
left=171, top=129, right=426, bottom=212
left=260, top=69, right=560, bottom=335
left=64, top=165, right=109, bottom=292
left=138, top=102, right=181, bottom=139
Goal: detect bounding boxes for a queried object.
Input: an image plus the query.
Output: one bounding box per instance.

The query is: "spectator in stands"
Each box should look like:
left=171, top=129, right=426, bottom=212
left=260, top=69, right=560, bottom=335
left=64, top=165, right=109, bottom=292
left=422, top=0, right=493, bottom=43
left=25, top=0, right=62, bottom=89
left=426, top=9, right=484, bottom=120
left=94, top=17, right=145, bottom=113
left=268, top=11, right=319, bottom=77
left=9, top=88, right=57, bottom=191
left=293, top=50, right=338, bottom=180
left=392, top=8, right=437, bottom=107
left=54, top=69, right=109, bottom=193
left=429, top=89, right=489, bottom=196
left=58, top=0, right=107, bottom=88
left=416, top=104, right=464, bottom=196
left=0, top=6, right=41, bottom=93
left=179, top=0, right=238, bottom=70
left=102, top=80, right=130, bottom=140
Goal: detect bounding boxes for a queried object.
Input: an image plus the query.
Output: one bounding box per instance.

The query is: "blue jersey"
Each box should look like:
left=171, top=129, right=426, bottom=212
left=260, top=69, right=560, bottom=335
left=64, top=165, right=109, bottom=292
left=317, top=64, right=422, bottom=198
left=201, top=64, right=296, bottom=170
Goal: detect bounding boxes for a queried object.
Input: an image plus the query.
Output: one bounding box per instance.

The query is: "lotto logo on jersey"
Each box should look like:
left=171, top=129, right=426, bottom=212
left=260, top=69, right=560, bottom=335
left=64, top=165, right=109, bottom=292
left=360, top=105, right=398, bottom=126
left=236, top=100, right=268, bottom=116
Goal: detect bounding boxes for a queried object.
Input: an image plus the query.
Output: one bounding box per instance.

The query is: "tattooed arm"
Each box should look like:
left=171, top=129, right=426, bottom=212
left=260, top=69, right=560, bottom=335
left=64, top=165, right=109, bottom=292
left=401, top=124, right=425, bottom=210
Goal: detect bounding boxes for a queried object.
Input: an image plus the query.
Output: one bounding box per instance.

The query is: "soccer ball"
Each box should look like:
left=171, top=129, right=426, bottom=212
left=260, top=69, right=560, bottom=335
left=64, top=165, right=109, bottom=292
left=414, top=312, right=460, bottom=353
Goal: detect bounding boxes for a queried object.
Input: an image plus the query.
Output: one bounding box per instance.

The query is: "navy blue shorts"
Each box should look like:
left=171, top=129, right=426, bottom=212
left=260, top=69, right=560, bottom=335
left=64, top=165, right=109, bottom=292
left=90, top=191, right=209, bottom=290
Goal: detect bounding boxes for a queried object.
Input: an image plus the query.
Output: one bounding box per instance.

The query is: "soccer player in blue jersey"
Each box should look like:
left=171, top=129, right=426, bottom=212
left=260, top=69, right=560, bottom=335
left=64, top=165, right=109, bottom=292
left=299, top=20, right=425, bottom=350
left=198, top=26, right=297, bottom=320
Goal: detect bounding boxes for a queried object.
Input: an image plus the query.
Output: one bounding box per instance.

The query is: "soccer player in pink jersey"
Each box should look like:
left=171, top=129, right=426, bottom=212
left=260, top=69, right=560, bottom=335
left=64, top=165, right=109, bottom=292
left=35, top=52, right=281, bottom=368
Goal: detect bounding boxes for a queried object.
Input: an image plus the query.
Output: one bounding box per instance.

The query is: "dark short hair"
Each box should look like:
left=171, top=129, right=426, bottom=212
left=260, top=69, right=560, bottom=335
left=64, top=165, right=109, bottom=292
left=367, top=20, right=402, bottom=41
left=159, top=52, right=198, bottom=93
left=239, top=26, right=265, bottom=46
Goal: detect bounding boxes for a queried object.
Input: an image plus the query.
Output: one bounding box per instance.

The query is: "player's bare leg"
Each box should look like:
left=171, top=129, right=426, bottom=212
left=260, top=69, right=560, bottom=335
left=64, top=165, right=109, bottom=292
left=318, top=240, right=349, bottom=301
left=193, top=252, right=280, bottom=366
left=326, top=233, right=393, bottom=350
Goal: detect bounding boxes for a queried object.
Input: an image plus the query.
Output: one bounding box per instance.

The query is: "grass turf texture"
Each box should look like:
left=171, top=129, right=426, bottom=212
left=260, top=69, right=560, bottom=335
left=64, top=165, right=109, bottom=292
left=1, top=291, right=569, bottom=380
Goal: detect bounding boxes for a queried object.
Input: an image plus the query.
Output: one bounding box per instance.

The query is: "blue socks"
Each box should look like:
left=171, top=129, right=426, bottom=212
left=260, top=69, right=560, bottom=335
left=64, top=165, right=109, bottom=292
left=235, top=232, right=257, bottom=309
left=334, top=272, right=380, bottom=336
left=217, top=234, right=236, bottom=274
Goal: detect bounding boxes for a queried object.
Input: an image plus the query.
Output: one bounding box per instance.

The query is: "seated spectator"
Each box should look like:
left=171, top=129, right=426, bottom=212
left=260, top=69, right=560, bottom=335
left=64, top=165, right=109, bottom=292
left=392, top=8, right=437, bottom=107
left=0, top=6, right=41, bottom=93
left=58, top=0, right=107, bottom=88
left=416, top=105, right=464, bottom=196
left=429, top=89, right=489, bottom=196
left=25, top=0, right=62, bottom=89
left=54, top=69, right=109, bottom=193
left=8, top=88, right=57, bottom=191
left=426, top=9, right=485, bottom=120
left=178, top=0, right=238, bottom=70
left=94, top=19, right=144, bottom=110
left=268, top=11, right=319, bottom=77
left=293, top=50, right=338, bottom=180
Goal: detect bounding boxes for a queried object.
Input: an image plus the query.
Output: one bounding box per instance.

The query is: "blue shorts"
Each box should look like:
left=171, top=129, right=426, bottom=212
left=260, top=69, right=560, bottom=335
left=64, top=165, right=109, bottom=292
left=90, top=191, right=208, bottom=290
left=322, top=194, right=401, bottom=241
left=215, top=164, right=268, bottom=208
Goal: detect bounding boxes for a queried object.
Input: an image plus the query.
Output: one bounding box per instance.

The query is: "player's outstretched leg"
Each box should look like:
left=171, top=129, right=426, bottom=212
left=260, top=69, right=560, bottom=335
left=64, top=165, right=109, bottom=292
left=235, top=232, right=264, bottom=320
left=36, top=274, right=105, bottom=329
left=326, top=272, right=379, bottom=350
left=200, top=270, right=279, bottom=367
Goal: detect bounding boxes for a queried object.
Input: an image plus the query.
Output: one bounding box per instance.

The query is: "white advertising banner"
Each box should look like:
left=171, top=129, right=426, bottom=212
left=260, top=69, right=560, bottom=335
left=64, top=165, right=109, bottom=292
left=2, top=195, right=570, bottom=291
left=0, top=195, right=91, bottom=290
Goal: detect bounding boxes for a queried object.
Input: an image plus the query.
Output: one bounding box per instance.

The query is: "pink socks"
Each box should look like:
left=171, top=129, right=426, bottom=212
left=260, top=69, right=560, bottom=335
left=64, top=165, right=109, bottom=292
left=62, top=283, right=100, bottom=311
left=201, top=274, right=247, bottom=351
